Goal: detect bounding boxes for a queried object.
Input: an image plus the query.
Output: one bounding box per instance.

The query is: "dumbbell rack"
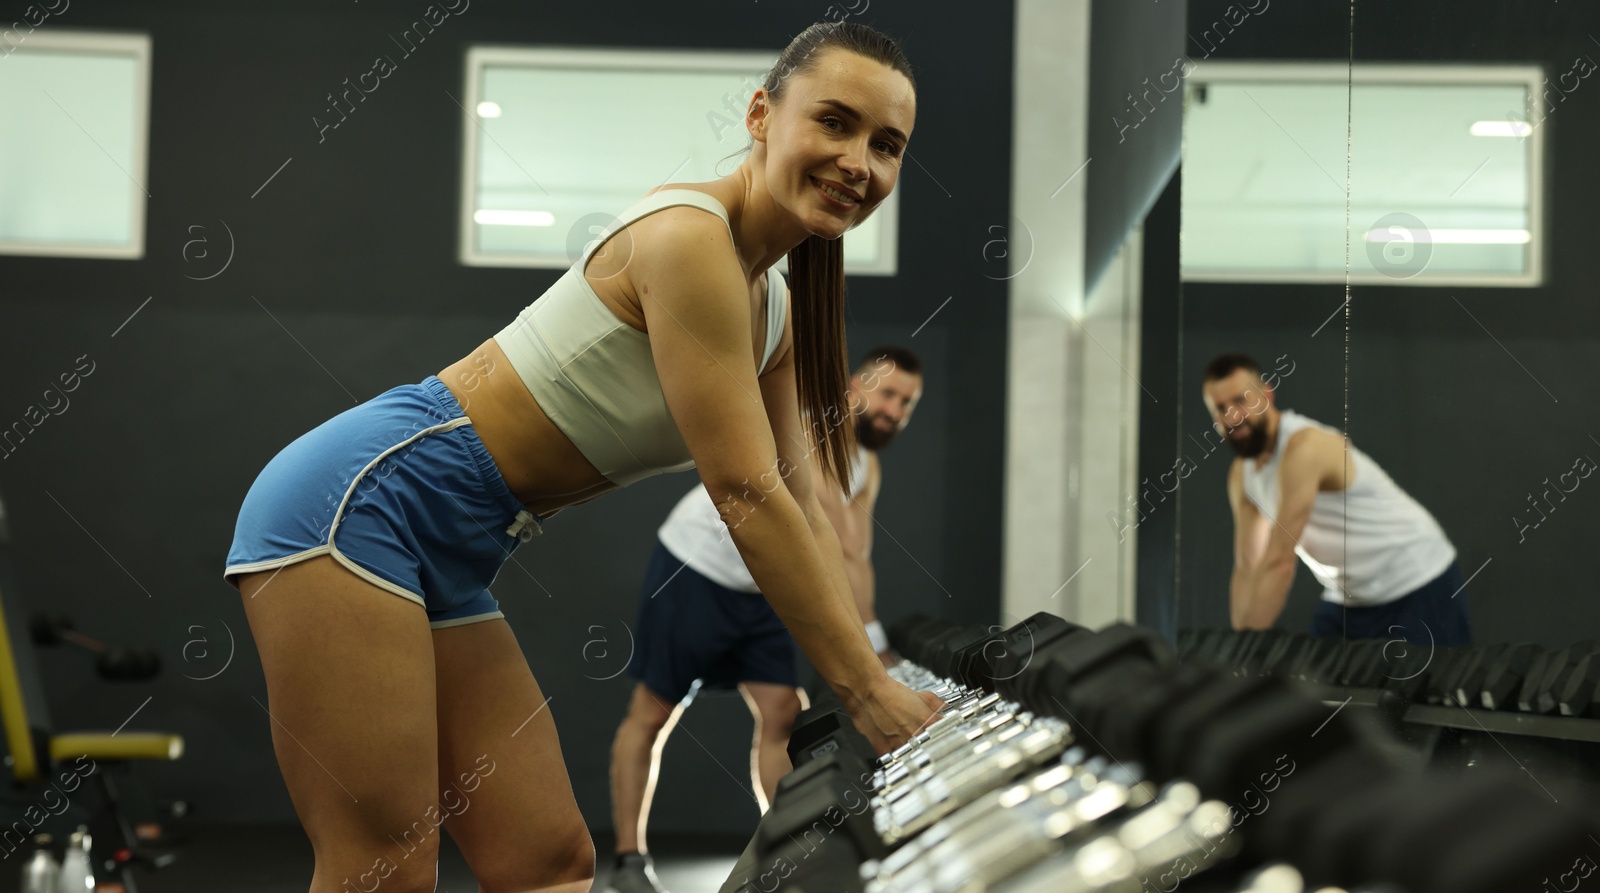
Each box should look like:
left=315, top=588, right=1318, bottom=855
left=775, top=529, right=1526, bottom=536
left=720, top=614, right=1600, bottom=893
left=1179, top=629, right=1600, bottom=753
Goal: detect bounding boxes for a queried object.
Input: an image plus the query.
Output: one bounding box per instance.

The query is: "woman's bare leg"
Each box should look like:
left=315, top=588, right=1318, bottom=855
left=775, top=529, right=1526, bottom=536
left=431, top=618, right=596, bottom=893
left=239, top=556, right=443, bottom=893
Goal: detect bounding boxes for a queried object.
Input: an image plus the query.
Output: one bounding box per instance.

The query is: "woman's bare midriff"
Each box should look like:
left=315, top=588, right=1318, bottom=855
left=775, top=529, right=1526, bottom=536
left=437, top=185, right=772, bottom=520
left=438, top=338, right=620, bottom=518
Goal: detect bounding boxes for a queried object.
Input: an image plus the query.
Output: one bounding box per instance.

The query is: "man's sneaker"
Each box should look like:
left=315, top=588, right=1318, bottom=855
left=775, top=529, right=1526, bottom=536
left=607, top=852, right=668, bottom=893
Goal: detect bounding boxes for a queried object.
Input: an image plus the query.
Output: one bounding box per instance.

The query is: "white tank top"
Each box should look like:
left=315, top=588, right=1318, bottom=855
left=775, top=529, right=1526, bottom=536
left=1240, top=410, right=1455, bottom=606
left=657, top=444, right=872, bottom=593
left=492, top=189, right=788, bottom=487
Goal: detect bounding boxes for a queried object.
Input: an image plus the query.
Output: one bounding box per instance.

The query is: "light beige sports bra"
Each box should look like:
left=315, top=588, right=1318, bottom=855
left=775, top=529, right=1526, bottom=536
left=493, top=189, right=788, bottom=487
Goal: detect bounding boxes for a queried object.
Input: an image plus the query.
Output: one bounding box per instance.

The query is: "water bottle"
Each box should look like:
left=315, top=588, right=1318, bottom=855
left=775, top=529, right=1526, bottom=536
left=54, top=827, right=94, bottom=893
left=20, top=833, right=58, bottom=893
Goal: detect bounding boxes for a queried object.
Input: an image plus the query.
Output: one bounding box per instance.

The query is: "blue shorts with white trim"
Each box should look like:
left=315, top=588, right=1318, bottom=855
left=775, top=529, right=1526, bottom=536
left=224, top=376, right=540, bottom=628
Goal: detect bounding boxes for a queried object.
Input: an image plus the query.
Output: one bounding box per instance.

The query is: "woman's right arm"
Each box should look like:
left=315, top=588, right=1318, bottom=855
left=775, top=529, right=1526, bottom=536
left=633, top=210, right=938, bottom=750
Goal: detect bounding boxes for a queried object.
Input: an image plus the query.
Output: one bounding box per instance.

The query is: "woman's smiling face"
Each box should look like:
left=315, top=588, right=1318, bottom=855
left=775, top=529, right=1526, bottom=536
left=757, top=47, right=917, bottom=240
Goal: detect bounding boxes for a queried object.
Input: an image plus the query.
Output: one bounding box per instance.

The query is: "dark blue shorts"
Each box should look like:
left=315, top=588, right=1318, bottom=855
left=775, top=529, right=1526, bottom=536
left=223, top=376, right=540, bottom=628
left=629, top=540, right=799, bottom=704
left=1310, top=562, right=1473, bottom=647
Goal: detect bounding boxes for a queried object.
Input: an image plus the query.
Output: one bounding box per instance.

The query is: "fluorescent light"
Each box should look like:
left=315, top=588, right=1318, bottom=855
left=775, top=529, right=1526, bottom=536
left=1365, top=228, right=1530, bottom=245
left=474, top=209, right=554, bottom=227
left=1431, top=229, right=1532, bottom=244
left=476, top=101, right=503, bottom=118
left=1470, top=120, right=1531, bottom=137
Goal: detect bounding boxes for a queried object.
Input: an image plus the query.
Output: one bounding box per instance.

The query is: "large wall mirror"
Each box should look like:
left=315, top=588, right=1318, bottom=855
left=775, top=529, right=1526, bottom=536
left=1168, top=0, right=1600, bottom=788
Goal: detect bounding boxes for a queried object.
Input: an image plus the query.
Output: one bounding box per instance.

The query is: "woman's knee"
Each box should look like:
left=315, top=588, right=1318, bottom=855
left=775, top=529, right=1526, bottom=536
left=477, top=824, right=595, bottom=893
left=314, top=832, right=443, bottom=893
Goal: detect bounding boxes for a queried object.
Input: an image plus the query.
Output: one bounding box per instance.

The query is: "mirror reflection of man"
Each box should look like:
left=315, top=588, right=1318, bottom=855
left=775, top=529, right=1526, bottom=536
left=1202, top=354, right=1472, bottom=646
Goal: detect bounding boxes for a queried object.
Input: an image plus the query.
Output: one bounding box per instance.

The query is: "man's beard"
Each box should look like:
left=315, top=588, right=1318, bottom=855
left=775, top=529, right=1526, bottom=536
left=855, top=413, right=898, bottom=451
left=1226, top=419, right=1270, bottom=459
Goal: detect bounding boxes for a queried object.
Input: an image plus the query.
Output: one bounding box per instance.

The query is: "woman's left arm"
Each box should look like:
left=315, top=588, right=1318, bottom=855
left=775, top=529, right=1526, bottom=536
left=757, top=291, right=873, bottom=655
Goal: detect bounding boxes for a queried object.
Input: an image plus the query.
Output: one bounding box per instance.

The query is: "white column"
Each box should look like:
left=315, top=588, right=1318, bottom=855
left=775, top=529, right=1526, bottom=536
left=1001, top=0, right=1092, bottom=629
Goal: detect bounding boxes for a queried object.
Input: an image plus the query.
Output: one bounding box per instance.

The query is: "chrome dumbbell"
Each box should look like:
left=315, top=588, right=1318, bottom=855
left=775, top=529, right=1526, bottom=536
left=877, top=718, right=1035, bottom=801
left=876, top=708, right=1032, bottom=790
left=867, top=754, right=1156, bottom=893
left=990, top=783, right=1240, bottom=893
left=870, top=750, right=1124, bottom=879
left=877, top=720, right=1073, bottom=845
left=869, top=749, right=1093, bottom=881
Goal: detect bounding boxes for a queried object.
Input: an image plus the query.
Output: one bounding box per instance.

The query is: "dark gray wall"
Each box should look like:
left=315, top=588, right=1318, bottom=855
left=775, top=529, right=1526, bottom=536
left=1162, top=0, right=1600, bottom=646
left=0, top=0, right=1012, bottom=835
left=1135, top=171, right=1184, bottom=642
left=1085, top=0, right=1186, bottom=296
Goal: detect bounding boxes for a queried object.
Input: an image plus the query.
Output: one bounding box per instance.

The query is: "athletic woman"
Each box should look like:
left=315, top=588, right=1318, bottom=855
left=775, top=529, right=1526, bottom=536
left=224, top=21, right=942, bottom=893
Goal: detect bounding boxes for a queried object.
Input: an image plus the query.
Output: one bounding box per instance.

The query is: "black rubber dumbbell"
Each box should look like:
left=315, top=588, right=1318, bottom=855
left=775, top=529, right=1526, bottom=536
left=1175, top=629, right=1224, bottom=670
left=1291, top=771, right=1430, bottom=888
left=1423, top=646, right=1468, bottom=706
left=1015, top=623, right=1173, bottom=718
left=757, top=751, right=882, bottom=892
left=1557, top=648, right=1600, bottom=717
left=1298, top=637, right=1348, bottom=685
left=1140, top=673, right=1281, bottom=785
left=1229, top=630, right=1270, bottom=675
left=1209, top=630, right=1250, bottom=669
left=1189, top=628, right=1230, bottom=665
left=1416, top=790, right=1600, bottom=893
left=787, top=707, right=874, bottom=769
left=1241, top=631, right=1297, bottom=677
left=1066, top=658, right=1173, bottom=762
left=887, top=614, right=950, bottom=664
left=907, top=620, right=968, bottom=668
left=904, top=625, right=965, bottom=670
left=1248, top=748, right=1403, bottom=867
left=1516, top=649, right=1556, bottom=713
left=774, top=746, right=873, bottom=803
left=951, top=616, right=1077, bottom=692
left=1538, top=641, right=1598, bottom=714
left=946, top=629, right=1004, bottom=689
left=984, top=613, right=1088, bottom=698
left=926, top=625, right=995, bottom=681
left=1338, top=639, right=1387, bottom=688
left=1095, top=662, right=1222, bottom=769
left=1175, top=679, right=1382, bottom=802
left=1358, top=772, right=1598, bottom=893
left=1480, top=643, right=1543, bottom=711
left=1176, top=628, right=1200, bottom=659
left=1452, top=644, right=1508, bottom=708
left=1378, top=638, right=1434, bottom=703
left=1253, top=631, right=1301, bottom=678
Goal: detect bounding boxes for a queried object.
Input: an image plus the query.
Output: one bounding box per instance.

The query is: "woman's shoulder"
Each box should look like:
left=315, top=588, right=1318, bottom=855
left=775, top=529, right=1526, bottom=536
left=622, top=184, right=738, bottom=253
left=643, top=182, right=734, bottom=217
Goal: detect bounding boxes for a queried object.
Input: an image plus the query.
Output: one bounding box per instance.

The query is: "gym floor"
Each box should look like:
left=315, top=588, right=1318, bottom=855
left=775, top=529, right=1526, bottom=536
left=0, top=830, right=743, bottom=893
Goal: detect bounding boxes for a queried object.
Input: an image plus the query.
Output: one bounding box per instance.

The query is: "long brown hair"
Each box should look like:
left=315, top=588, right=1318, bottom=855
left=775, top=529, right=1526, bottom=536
left=758, top=22, right=916, bottom=494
